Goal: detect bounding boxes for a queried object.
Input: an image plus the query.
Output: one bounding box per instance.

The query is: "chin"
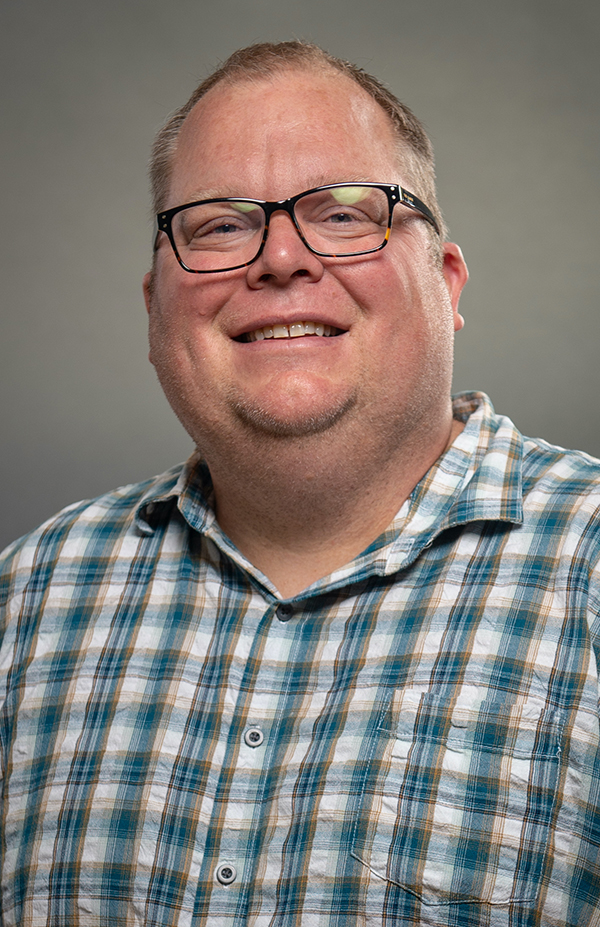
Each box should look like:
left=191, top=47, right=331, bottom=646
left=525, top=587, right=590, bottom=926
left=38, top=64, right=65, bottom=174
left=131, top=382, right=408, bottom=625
left=231, top=394, right=357, bottom=439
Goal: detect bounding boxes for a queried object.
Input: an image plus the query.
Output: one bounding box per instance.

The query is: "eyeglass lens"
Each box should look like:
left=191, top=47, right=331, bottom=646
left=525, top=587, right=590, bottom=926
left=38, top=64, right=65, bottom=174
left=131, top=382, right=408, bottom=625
left=170, top=185, right=390, bottom=271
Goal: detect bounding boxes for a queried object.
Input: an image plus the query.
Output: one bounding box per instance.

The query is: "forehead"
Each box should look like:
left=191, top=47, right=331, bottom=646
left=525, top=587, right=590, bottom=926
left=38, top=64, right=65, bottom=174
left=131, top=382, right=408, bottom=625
left=168, top=68, right=405, bottom=204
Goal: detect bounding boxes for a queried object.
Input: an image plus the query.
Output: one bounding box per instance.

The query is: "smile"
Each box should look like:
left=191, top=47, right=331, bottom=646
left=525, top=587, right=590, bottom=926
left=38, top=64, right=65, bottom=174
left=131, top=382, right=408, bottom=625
left=241, top=322, right=345, bottom=343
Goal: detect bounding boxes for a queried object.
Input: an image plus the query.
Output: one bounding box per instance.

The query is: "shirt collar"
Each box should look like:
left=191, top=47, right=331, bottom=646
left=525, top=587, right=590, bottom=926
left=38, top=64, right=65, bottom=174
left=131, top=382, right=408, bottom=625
left=134, top=454, right=212, bottom=537
left=135, top=392, right=524, bottom=589
left=378, top=391, right=524, bottom=576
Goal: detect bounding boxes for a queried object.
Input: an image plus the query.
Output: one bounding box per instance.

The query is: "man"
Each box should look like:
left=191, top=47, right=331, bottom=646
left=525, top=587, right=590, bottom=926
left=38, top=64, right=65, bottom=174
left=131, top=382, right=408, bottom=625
left=1, top=41, right=599, bottom=927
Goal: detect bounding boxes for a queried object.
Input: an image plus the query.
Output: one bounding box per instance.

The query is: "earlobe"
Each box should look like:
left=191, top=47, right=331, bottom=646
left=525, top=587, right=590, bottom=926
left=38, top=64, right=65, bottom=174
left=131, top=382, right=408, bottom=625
left=454, top=311, right=465, bottom=332
left=442, top=242, right=468, bottom=332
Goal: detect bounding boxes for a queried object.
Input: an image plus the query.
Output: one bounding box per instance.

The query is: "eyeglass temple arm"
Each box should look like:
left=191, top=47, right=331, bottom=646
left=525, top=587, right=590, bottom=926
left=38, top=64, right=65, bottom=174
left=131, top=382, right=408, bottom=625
left=399, top=188, right=440, bottom=235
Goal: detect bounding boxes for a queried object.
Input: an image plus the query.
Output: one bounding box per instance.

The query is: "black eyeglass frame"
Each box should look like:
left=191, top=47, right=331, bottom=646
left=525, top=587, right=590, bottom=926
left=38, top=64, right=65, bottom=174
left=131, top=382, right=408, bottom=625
left=154, top=182, right=441, bottom=274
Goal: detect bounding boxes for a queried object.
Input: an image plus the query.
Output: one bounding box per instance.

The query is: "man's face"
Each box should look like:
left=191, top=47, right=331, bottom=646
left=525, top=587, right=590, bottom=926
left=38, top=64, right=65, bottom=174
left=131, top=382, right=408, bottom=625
left=145, top=68, right=467, bottom=462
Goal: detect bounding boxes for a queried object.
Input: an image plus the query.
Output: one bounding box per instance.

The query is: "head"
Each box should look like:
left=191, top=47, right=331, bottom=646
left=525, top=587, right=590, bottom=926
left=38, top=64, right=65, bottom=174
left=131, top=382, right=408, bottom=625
left=143, top=43, right=467, bottom=488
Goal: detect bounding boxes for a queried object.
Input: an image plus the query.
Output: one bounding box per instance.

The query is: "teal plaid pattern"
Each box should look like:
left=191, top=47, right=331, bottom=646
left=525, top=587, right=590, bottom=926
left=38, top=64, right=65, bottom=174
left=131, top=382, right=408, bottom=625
left=2, top=392, right=600, bottom=926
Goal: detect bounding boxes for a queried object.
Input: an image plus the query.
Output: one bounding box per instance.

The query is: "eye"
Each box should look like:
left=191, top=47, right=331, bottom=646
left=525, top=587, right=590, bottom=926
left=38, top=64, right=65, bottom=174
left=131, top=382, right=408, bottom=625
left=303, top=203, right=384, bottom=240
left=297, top=187, right=388, bottom=233
left=321, top=208, right=370, bottom=224
left=174, top=202, right=263, bottom=250
left=193, top=217, right=247, bottom=238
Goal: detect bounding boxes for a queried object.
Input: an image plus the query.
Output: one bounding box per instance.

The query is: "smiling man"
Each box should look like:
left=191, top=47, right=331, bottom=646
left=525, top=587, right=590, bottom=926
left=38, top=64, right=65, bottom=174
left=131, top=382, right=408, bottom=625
left=2, top=41, right=600, bottom=927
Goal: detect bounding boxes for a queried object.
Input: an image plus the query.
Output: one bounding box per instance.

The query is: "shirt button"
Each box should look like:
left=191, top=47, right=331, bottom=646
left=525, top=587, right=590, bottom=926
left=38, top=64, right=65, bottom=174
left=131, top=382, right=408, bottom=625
left=244, top=727, right=264, bottom=748
left=216, top=863, right=237, bottom=885
left=277, top=603, right=294, bottom=622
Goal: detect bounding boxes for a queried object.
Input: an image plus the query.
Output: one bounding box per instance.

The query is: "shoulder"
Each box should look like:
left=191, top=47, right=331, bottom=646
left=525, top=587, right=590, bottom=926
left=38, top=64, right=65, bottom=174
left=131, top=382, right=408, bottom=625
left=0, top=463, right=186, bottom=607
left=522, top=433, right=600, bottom=482
left=515, top=438, right=600, bottom=613
left=520, top=434, right=600, bottom=517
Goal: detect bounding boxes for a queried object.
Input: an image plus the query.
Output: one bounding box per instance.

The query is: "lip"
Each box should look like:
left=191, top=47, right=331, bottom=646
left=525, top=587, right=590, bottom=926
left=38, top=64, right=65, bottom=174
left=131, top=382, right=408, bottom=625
left=236, top=332, right=349, bottom=352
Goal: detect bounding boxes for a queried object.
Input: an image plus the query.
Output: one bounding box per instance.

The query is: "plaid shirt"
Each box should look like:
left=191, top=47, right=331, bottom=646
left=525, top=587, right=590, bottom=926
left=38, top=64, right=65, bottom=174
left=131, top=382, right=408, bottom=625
left=2, top=391, right=600, bottom=927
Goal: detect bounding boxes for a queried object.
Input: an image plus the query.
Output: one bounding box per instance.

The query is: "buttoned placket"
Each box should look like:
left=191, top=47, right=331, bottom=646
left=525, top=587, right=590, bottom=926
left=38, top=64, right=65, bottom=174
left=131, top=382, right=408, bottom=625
left=199, top=594, right=306, bottom=918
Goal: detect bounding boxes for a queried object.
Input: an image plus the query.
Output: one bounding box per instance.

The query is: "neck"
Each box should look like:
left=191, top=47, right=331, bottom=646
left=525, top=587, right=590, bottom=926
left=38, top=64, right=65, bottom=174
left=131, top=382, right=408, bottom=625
left=206, top=411, right=463, bottom=598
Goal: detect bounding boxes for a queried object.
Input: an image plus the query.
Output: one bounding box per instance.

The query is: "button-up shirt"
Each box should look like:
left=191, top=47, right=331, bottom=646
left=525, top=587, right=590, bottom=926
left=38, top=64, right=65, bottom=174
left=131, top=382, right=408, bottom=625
left=2, top=392, right=600, bottom=926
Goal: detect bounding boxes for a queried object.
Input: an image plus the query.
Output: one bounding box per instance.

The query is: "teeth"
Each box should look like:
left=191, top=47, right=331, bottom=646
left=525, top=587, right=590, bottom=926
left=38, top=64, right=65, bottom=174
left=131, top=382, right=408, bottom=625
left=246, top=322, right=338, bottom=342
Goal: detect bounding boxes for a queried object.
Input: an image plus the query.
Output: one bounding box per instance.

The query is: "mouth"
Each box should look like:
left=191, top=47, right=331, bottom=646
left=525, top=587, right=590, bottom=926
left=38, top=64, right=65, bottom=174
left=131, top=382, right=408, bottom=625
left=236, top=321, right=346, bottom=343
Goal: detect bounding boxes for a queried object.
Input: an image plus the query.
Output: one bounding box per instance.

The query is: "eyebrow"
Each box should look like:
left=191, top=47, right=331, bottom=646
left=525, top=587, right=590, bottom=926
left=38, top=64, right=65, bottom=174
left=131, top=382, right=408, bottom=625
left=181, top=187, right=242, bottom=202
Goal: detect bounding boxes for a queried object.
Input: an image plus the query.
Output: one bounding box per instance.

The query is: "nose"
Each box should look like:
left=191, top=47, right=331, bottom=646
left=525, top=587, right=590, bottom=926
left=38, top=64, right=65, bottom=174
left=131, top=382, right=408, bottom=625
left=245, top=209, right=324, bottom=287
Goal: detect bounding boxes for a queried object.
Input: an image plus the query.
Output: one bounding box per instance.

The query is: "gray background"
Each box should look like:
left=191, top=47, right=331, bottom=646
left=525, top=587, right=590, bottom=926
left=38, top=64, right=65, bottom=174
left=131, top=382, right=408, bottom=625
left=1, top=0, right=598, bottom=551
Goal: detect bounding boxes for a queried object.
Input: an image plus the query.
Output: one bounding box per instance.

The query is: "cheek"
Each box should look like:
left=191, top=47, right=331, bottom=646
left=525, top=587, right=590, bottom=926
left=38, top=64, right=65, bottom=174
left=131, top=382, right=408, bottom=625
left=151, top=257, right=241, bottom=325
left=324, top=262, right=405, bottom=327
left=147, top=271, right=238, bottom=367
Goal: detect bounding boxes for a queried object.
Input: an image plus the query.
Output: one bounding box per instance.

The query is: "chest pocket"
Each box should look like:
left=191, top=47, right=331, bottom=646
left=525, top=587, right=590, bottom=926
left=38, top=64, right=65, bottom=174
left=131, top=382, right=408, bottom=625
left=350, top=687, right=564, bottom=906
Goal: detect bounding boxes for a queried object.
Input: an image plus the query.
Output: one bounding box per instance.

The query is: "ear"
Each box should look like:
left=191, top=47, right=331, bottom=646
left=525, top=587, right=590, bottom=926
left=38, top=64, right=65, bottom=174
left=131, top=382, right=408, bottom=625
left=143, top=272, right=153, bottom=315
left=142, top=272, right=156, bottom=366
left=441, top=242, right=468, bottom=332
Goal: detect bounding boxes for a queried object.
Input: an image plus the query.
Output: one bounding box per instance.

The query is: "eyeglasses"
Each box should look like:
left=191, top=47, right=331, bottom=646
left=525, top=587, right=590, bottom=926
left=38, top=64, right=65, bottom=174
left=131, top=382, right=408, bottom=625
left=155, top=182, right=440, bottom=274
